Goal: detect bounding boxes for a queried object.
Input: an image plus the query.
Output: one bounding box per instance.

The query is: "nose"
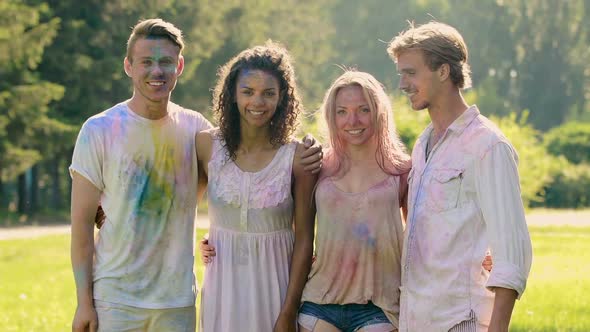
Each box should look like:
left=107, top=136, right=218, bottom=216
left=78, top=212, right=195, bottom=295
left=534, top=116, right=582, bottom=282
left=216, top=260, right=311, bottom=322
left=252, top=94, right=265, bottom=106
left=151, top=64, right=164, bottom=76
left=347, top=112, right=360, bottom=125
left=398, top=75, right=408, bottom=91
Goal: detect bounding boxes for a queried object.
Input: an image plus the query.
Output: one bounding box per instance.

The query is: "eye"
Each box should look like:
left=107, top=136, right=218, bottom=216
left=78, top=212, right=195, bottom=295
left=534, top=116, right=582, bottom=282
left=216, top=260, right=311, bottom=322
left=361, top=107, right=371, bottom=113
left=142, top=60, right=152, bottom=66
left=336, top=109, right=347, bottom=115
left=264, top=91, right=276, bottom=97
left=241, top=90, right=253, bottom=96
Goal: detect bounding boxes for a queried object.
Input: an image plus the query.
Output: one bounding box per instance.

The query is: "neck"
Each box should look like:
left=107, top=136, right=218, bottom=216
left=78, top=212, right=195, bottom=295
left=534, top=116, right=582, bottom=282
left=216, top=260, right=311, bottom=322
left=239, top=123, right=273, bottom=152
left=345, top=138, right=378, bottom=164
left=427, top=87, right=469, bottom=136
left=127, top=93, right=170, bottom=120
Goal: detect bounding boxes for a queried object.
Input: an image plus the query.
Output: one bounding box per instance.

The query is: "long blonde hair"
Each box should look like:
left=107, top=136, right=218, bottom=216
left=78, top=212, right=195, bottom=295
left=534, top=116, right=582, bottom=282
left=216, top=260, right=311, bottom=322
left=321, top=71, right=411, bottom=179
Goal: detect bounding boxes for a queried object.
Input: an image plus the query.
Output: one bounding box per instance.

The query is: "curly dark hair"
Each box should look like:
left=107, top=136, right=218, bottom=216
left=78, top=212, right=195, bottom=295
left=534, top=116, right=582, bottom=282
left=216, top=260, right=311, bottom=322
left=212, top=41, right=304, bottom=160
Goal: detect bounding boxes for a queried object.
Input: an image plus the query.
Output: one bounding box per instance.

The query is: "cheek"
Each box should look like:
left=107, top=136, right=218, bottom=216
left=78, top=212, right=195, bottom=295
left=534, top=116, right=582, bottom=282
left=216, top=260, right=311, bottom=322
left=335, top=116, right=347, bottom=130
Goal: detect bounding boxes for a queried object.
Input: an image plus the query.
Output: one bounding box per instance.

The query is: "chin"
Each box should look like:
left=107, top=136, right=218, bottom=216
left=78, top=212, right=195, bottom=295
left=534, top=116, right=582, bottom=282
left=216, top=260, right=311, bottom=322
left=411, top=102, right=429, bottom=111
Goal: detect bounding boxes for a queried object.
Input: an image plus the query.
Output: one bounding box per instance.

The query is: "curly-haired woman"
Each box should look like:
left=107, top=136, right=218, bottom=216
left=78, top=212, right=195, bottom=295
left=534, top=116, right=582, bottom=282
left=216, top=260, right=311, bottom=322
left=196, top=41, right=317, bottom=332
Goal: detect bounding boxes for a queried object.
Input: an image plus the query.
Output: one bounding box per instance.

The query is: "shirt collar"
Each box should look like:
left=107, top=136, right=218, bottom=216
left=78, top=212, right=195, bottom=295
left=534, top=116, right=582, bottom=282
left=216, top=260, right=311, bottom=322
left=447, top=105, right=480, bottom=135
left=415, top=105, right=481, bottom=148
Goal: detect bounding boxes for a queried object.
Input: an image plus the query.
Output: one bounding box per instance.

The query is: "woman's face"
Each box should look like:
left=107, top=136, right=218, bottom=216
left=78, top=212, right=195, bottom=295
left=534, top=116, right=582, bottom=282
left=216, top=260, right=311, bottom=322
left=334, top=85, right=375, bottom=147
left=235, top=69, right=281, bottom=129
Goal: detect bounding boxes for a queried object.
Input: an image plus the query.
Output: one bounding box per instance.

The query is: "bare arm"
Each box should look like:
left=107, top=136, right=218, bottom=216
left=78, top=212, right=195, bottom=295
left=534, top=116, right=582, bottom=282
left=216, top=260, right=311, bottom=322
left=274, top=143, right=317, bottom=332
left=71, top=172, right=101, bottom=332
left=399, top=171, right=409, bottom=222
left=488, top=288, right=517, bottom=332
left=195, top=131, right=212, bottom=202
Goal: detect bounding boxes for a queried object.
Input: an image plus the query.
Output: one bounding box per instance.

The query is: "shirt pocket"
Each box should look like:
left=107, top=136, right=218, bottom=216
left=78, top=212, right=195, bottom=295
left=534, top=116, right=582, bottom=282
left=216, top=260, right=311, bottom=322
left=426, top=168, right=464, bottom=213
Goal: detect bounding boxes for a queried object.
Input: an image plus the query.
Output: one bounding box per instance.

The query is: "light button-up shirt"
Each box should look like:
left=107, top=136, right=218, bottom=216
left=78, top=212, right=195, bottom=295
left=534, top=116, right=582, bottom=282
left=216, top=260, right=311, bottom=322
left=399, top=105, right=533, bottom=332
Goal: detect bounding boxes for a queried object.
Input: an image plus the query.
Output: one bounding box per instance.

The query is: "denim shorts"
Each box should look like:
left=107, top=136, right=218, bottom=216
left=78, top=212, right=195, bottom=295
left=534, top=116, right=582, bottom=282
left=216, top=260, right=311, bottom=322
left=298, top=301, right=394, bottom=332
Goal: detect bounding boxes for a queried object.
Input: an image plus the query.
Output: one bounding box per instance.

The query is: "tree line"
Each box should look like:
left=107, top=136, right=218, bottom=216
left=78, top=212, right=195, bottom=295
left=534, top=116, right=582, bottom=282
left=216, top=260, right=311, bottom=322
left=1, top=0, right=589, bottom=219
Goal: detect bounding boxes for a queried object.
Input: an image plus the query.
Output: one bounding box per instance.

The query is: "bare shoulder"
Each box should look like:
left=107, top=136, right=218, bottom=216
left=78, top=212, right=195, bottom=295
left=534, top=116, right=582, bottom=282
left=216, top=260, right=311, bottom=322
left=196, top=128, right=217, bottom=164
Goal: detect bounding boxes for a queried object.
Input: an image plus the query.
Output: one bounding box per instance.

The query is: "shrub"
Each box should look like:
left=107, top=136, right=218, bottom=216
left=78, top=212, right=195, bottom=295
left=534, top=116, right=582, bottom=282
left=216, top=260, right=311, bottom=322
left=544, top=122, right=590, bottom=164
left=538, top=162, right=590, bottom=208
left=488, top=113, right=559, bottom=207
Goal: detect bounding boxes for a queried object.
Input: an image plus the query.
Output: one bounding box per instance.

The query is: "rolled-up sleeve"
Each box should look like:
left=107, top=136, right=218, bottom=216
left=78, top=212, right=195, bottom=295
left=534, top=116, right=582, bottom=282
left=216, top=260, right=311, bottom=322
left=475, top=142, right=533, bottom=298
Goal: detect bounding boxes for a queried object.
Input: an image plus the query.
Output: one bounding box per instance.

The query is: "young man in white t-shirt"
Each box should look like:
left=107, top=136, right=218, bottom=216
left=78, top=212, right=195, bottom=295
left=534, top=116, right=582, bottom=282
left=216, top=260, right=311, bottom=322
left=70, top=18, right=210, bottom=332
left=69, top=18, right=323, bottom=332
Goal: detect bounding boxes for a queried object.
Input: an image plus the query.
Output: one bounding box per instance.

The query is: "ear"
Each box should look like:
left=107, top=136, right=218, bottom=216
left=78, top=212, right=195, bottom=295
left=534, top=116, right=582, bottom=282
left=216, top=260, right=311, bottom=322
left=124, top=57, right=132, bottom=77
left=176, top=55, right=185, bottom=77
left=439, top=63, right=450, bottom=82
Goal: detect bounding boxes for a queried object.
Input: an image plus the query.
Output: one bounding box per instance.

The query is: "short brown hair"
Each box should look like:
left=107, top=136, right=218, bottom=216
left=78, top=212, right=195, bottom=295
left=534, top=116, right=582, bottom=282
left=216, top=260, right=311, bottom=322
left=126, top=18, right=184, bottom=61
left=387, top=21, right=472, bottom=89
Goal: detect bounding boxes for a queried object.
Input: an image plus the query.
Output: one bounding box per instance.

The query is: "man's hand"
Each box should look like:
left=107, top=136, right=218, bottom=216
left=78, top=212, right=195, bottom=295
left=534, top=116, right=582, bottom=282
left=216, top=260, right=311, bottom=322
left=95, top=206, right=105, bottom=229
left=199, top=235, right=216, bottom=264
left=299, top=134, right=323, bottom=174
left=72, top=302, right=98, bottom=332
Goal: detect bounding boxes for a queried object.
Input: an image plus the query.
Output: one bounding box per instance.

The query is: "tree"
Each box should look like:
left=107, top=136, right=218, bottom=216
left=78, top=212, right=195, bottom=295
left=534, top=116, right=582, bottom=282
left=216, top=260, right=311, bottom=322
left=0, top=1, right=69, bottom=211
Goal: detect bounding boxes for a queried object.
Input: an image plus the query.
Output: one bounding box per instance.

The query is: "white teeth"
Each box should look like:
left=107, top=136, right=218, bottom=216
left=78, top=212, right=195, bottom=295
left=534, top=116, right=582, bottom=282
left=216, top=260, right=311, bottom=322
left=249, top=110, right=264, bottom=115
left=149, top=82, right=164, bottom=86
left=347, top=129, right=363, bottom=135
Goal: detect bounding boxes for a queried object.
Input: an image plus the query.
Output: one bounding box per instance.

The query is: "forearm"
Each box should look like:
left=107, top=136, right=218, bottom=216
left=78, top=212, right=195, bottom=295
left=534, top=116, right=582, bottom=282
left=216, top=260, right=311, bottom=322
left=281, top=237, right=313, bottom=314
left=488, top=287, right=517, bottom=332
left=71, top=220, right=95, bottom=306
left=70, top=173, right=101, bottom=307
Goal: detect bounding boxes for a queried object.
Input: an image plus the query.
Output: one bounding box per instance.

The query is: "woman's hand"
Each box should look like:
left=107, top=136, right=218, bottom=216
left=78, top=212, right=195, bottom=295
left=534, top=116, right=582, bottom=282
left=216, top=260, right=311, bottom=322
left=199, top=235, right=216, bottom=264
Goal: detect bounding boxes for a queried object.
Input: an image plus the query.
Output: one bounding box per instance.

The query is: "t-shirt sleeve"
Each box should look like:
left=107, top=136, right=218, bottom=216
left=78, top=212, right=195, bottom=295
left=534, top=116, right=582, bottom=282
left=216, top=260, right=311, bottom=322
left=194, top=112, right=213, bottom=133
left=69, top=121, right=105, bottom=191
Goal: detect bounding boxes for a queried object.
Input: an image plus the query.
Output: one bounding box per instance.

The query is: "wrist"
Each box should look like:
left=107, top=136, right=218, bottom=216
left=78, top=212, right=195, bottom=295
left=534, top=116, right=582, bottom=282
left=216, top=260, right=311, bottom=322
left=279, top=307, right=298, bottom=318
left=77, top=293, right=94, bottom=308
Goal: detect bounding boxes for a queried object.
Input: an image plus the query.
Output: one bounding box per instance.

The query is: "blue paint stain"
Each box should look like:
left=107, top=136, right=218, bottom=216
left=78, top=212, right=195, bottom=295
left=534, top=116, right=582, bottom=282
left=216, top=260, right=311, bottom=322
left=352, top=223, right=376, bottom=247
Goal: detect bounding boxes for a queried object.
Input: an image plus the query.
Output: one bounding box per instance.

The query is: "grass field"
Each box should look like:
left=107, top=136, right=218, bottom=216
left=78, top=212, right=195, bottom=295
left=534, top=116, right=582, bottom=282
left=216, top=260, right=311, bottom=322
left=1, top=227, right=588, bottom=331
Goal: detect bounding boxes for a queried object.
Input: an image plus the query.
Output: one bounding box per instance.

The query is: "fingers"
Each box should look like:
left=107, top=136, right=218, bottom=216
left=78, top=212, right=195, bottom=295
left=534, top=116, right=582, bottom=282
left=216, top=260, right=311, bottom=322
left=201, top=248, right=216, bottom=264
left=482, top=255, right=493, bottom=272
left=302, top=134, right=314, bottom=148
left=300, top=145, right=321, bottom=159
left=95, top=206, right=105, bottom=229
left=199, top=236, right=216, bottom=264
left=303, top=160, right=322, bottom=174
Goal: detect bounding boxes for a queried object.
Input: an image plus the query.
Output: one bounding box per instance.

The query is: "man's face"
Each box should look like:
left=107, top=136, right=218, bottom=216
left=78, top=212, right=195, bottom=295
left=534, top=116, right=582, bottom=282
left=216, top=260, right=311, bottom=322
left=396, top=49, right=440, bottom=111
left=124, top=37, right=184, bottom=105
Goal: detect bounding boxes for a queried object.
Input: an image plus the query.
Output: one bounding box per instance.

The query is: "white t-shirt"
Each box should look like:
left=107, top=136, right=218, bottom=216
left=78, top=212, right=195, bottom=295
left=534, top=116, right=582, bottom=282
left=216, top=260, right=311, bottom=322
left=69, top=101, right=212, bottom=309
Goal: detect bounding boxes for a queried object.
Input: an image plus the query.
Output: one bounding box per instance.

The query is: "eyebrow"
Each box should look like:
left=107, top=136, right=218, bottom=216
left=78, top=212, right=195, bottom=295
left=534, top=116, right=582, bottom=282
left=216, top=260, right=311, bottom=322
left=238, top=86, right=277, bottom=91
left=336, top=104, right=369, bottom=109
left=138, top=55, right=174, bottom=60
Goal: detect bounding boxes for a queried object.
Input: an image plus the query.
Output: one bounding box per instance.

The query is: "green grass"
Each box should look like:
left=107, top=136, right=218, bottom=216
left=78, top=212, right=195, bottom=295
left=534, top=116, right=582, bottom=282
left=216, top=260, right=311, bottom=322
left=510, top=226, right=590, bottom=331
left=1, top=227, right=588, bottom=331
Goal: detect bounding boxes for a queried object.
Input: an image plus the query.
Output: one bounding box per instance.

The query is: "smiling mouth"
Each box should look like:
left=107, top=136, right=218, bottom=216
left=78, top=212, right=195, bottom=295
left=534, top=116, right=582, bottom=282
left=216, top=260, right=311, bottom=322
left=248, top=110, right=265, bottom=116
left=346, top=129, right=364, bottom=135
left=148, top=81, right=165, bottom=86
